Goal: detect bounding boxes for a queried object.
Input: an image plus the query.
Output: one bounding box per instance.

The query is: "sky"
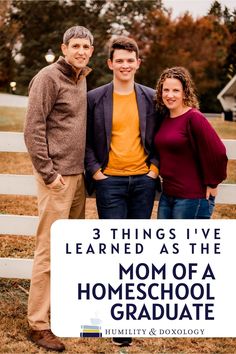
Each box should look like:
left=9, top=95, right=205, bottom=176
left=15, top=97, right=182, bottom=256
left=162, top=0, right=236, bottom=18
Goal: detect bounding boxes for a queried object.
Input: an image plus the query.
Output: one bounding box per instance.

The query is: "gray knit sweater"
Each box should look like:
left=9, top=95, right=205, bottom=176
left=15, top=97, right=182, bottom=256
left=24, top=56, right=91, bottom=184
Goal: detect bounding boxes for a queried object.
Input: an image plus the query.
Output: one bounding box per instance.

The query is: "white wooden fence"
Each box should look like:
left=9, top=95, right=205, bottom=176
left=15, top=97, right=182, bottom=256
left=0, top=132, right=236, bottom=279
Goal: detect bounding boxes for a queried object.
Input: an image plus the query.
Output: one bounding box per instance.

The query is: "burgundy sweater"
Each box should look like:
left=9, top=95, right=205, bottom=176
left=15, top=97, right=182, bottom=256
left=154, top=109, right=228, bottom=198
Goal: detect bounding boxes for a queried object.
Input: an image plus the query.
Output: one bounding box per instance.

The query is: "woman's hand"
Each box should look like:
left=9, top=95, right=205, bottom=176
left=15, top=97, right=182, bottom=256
left=206, top=186, right=218, bottom=199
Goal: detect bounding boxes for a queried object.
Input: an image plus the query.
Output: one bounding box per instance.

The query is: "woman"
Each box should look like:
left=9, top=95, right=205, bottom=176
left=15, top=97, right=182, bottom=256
left=154, top=66, right=227, bottom=219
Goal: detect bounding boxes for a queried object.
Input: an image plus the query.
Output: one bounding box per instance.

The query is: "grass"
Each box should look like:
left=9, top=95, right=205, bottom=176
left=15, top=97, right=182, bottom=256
left=0, top=106, right=26, bottom=131
left=0, top=107, right=236, bottom=353
left=209, top=117, right=236, bottom=139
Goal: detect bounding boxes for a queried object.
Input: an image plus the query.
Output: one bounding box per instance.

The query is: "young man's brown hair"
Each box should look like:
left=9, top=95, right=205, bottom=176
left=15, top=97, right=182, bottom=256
left=109, top=36, right=139, bottom=60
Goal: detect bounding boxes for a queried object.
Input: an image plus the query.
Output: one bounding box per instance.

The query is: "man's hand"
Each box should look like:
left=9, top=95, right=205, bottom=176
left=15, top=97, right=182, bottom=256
left=93, top=170, right=108, bottom=181
left=206, top=186, right=218, bottom=199
left=48, top=174, right=65, bottom=189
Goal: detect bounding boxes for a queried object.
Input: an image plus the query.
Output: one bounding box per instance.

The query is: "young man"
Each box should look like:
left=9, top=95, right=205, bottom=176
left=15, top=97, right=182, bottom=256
left=24, top=26, right=94, bottom=352
left=85, top=36, right=159, bottom=346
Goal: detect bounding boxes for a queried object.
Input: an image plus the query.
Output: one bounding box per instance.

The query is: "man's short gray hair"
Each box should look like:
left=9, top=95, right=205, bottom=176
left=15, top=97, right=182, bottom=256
left=63, top=26, right=94, bottom=45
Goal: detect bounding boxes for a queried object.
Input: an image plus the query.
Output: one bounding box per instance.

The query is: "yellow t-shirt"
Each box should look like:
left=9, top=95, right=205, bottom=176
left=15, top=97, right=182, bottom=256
left=103, top=91, right=150, bottom=176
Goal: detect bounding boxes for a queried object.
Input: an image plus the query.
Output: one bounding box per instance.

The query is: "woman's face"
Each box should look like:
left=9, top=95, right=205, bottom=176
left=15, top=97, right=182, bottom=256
left=162, top=78, right=185, bottom=115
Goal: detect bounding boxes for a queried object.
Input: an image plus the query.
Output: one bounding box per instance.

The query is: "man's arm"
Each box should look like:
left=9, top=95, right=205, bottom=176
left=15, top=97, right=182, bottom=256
left=24, top=71, right=59, bottom=184
left=85, top=94, right=103, bottom=177
left=140, top=85, right=160, bottom=172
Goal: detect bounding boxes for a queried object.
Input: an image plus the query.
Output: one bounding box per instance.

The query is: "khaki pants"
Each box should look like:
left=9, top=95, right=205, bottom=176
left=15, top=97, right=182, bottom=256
left=28, top=172, right=85, bottom=330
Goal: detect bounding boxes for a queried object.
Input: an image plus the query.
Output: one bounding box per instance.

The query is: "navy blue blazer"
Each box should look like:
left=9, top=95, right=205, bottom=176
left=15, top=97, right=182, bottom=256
left=85, top=82, right=158, bottom=193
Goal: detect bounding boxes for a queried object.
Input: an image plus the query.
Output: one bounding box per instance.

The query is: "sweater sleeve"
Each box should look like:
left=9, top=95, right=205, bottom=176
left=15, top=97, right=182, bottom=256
left=24, top=70, right=59, bottom=184
left=85, top=95, right=102, bottom=176
left=188, top=111, right=228, bottom=188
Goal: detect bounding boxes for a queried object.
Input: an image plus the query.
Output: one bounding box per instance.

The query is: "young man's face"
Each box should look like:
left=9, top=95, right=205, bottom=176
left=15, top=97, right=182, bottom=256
left=107, top=49, right=141, bottom=83
left=61, top=37, right=94, bottom=72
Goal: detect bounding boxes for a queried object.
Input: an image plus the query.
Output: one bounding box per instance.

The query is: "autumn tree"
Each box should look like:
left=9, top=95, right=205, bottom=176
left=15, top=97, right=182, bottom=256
left=223, top=9, right=236, bottom=81
left=0, top=0, right=20, bottom=91
left=0, top=0, right=162, bottom=93
left=9, top=0, right=110, bottom=93
left=132, top=5, right=231, bottom=112
left=0, top=0, right=235, bottom=112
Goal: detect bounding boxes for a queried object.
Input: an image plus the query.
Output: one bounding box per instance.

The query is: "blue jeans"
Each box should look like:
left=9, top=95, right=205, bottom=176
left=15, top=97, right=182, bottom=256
left=95, top=175, right=156, bottom=219
left=158, top=193, right=215, bottom=219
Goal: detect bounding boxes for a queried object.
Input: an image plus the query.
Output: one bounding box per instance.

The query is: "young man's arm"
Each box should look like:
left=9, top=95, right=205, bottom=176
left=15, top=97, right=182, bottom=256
left=85, top=94, right=104, bottom=177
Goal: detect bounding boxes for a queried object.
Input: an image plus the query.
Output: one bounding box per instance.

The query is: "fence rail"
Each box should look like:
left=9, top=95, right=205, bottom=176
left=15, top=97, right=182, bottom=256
left=0, top=132, right=236, bottom=279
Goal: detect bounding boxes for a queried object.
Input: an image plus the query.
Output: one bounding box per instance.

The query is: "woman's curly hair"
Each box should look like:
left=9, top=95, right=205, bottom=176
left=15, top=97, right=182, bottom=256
left=155, top=66, right=199, bottom=116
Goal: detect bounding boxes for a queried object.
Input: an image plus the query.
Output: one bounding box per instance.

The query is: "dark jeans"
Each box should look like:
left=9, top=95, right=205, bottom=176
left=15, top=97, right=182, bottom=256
left=95, top=175, right=156, bottom=219
left=158, top=193, right=215, bottom=219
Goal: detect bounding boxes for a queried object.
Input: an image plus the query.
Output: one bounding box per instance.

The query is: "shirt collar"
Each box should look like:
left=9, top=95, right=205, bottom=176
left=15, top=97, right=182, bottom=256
left=56, top=56, right=92, bottom=80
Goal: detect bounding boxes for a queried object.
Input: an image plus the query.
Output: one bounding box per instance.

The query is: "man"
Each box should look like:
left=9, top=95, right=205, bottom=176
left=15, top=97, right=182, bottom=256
left=85, top=36, right=159, bottom=346
left=24, top=26, right=94, bottom=352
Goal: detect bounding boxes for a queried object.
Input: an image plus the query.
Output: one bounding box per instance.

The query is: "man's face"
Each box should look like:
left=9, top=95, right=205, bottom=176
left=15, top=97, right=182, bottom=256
left=61, top=37, right=93, bottom=72
left=107, top=49, right=141, bottom=83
